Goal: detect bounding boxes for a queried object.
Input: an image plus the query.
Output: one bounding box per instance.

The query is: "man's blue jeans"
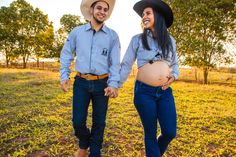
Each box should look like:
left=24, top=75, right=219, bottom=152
left=134, top=80, right=177, bottom=157
left=72, top=76, right=109, bottom=157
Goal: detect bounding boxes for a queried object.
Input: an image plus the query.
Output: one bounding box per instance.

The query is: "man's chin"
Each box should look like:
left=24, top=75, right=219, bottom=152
left=96, top=20, right=105, bottom=24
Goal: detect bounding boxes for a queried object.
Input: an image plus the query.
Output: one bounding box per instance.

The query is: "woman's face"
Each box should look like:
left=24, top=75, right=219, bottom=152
left=142, top=7, right=155, bottom=31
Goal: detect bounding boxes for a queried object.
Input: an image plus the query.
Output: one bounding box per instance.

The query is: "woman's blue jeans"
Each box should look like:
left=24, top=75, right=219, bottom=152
left=134, top=80, right=177, bottom=157
left=72, top=76, right=109, bottom=157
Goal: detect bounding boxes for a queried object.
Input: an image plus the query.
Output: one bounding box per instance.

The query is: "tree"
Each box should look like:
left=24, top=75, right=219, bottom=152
left=60, top=14, right=85, bottom=33
left=34, top=23, right=54, bottom=67
left=9, top=0, right=53, bottom=68
left=29, top=8, right=54, bottom=67
left=169, top=0, right=235, bottom=84
left=0, top=6, right=18, bottom=67
left=51, top=14, right=85, bottom=60
left=51, top=28, right=67, bottom=60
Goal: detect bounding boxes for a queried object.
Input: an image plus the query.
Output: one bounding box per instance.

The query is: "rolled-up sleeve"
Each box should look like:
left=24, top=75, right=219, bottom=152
left=170, top=36, right=179, bottom=80
left=107, top=33, right=121, bottom=88
left=60, top=28, right=77, bottom=82
left=119, top=36, right=138, bottom=88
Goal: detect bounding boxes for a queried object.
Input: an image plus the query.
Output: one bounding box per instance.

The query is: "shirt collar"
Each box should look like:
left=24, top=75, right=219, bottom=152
left=85, top=23, right=108, bottom=34
left=147, top=29, right=154, bottom=38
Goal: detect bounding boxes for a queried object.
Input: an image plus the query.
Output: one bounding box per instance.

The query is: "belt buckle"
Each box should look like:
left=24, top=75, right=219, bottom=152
left=85, top=74, right=93, bottom=80
left=84, top=74, right=90, bottom=80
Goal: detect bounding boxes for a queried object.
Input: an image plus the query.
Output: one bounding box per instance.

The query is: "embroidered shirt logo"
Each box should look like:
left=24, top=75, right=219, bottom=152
left=101, top=48, right=108, bottom=56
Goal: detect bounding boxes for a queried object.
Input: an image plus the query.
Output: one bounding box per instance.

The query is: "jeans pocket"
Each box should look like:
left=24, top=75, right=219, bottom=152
left=98, top=78, right=108, bottom=85
left=74, top=75, right=79, bottom=80
left=134, top=82, right=140, bottom=94
left=134, top=83, right=140, bottom=105
left=73, top=78, right=78, bottom=90
left=73, top=76, right=82, bottom=89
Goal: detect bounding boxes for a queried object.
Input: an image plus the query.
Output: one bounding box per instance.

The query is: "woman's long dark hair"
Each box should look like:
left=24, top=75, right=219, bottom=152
left=141, top=9, right=173, bottom=59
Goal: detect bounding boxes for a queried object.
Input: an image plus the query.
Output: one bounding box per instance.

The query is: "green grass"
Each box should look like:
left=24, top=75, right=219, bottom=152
left=179, top=68, right=236, bottom=85
left=0, top=68, right=235, bottom=157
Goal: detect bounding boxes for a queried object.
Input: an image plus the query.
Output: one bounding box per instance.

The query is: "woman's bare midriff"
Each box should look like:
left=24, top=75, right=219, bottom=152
left=136, top=61, right=171, bottom=86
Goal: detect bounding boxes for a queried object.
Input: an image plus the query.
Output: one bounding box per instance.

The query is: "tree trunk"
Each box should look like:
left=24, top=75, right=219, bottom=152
left=194, top=67, right=198, bottom=81
left=37, top=58, right=40, bottom=67
left=23, top=56, right=27, bottom=68
left=203, top=67, right=208, bottom=84
left=5, top=55, right=9, bottom=67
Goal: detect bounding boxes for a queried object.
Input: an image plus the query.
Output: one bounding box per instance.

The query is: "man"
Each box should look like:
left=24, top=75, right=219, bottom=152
left=60, top=0, right=120, bottom=156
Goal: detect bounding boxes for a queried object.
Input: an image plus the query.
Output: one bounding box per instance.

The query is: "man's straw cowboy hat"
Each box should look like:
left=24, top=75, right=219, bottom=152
left=80, top=0, right=116, bottom=21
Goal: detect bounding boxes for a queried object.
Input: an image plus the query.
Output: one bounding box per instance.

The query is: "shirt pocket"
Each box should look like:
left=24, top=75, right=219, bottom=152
left=100, top=47, right=109, bottom=57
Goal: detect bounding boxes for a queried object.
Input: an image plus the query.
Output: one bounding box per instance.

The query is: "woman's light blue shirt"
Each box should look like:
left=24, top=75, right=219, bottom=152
left=119, top=32, right=179, bottom=88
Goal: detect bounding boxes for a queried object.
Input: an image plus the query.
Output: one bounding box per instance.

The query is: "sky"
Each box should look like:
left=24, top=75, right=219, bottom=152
left=0, top=0, right=142, bottom=57
left=1, top=0, right=235, bottom=65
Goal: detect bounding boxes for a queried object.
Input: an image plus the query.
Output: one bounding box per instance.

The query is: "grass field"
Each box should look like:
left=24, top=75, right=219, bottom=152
left=0, top=68, right=235, bottom=157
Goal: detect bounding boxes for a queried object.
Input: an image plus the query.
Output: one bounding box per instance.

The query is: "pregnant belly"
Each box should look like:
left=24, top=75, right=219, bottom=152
left=136, top=61, right=171, bottom=86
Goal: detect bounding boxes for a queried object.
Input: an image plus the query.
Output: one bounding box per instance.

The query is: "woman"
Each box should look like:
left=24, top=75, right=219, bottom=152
left=119, top=0, right=179, bottom=156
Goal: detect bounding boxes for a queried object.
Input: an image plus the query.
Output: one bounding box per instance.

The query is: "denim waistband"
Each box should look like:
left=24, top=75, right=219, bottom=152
left=135, top=80, right=171, bottom=97
left=135, top=80, right=163, bottom=89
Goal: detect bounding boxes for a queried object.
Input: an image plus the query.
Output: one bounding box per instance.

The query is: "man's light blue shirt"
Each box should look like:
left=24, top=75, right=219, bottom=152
left=119, top=32, right=179, bottom=88
left=60, top=23, right=121, bottom=88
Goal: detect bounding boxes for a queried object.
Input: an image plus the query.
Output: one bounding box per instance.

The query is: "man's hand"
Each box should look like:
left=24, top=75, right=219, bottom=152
left=162, top=75, right=175, bottom=90
left=61, top=79, right=70, bottom=92
left=104, top=86, right=118, bottom=98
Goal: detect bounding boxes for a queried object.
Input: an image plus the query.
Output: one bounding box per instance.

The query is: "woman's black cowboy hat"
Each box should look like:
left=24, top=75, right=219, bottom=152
left=133, top=0, right=173, bottom=28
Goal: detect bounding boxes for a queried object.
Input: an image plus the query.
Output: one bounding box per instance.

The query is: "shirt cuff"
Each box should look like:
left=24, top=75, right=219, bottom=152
left=108, top=81, right=119, bottom=89
left=60, top=75, right=70, bottom=83
left=172, top=73, right=178, bottom=80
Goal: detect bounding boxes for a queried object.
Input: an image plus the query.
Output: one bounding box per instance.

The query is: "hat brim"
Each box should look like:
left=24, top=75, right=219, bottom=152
left=80, top=0, right=115, bottom=21
left=133, top=0, right=173, bottom=28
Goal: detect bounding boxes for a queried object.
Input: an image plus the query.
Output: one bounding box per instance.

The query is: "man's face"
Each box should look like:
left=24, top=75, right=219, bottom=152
left=91, top=1, right=109, bottom=24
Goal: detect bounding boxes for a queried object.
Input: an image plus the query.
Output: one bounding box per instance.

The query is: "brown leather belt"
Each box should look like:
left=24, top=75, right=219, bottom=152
left=77, top=72, right=109, bottom=81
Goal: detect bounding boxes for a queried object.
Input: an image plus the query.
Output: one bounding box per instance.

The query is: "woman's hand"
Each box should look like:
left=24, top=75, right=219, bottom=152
left=104, top=86, right=118, bottom=98
left=162, top=75, right=175, bottom=90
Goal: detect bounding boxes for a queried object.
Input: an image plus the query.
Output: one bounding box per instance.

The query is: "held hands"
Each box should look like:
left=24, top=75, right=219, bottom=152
left=162, top=75, right=175, bottom=90
left=104, top=86, right=118, bottom=98
left=61, top=79, right=70, bottom=92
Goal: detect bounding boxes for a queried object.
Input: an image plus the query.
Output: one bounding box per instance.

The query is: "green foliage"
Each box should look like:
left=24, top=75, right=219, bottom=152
left=169, top=0, right=235, bottom=83
left=50, top=14, right=86, bottom=60
left=60, top=14, right=85, bottom=34
left=0, top=68, right=235, bottom=156
left=0, top=1, right=86, bottom=64
left=0, top=6, right=18, bottom=66
left=0, top=0, right=53, bottom=68
left=34, top=24, right=54, bottom=59
left=51, top=29, right=67, bottom=60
